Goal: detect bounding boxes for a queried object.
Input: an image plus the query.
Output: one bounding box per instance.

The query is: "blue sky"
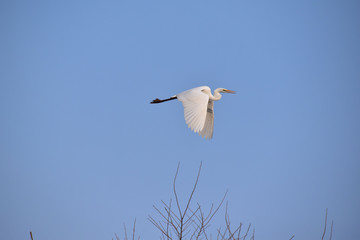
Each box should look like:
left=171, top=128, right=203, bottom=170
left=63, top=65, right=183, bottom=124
left=1, top=0, right=360, bottom=239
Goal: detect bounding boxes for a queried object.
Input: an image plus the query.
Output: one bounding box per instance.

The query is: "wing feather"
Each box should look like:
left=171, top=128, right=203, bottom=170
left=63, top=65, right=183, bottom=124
left=199, top=100, right=214, bottom=139
left=176, top=87, right=210, bottom=133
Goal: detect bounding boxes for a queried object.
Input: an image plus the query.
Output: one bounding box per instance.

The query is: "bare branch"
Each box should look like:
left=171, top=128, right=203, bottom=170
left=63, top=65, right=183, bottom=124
left=132, top=219, right=136, bottom=240
left=173, top=162, right=182, bottom=218
left=182, top=161, right=202, bottom=220
left=148, top=215, right=174, bottom=240
left=204, top=191, right=228, bottom=227
left=330, top=220, right=334, bottom=240
left=237, top=223, right=242, bottom=239
left=161, top=200, right=181, bottom=224
left=217, top=227, right=227, bottom=240
left=321, top=208, right=328, bottom=240
left=114, top=233, right=120, bottom=240
left=250, top=229, right=255, bottom=240
left=123, top=223, right=128, bottom=240
left=166, top=200, right=172, bottom=240
left=184, top=205, right=201, bottom=227
left=241, top=224, right=251, bottom=240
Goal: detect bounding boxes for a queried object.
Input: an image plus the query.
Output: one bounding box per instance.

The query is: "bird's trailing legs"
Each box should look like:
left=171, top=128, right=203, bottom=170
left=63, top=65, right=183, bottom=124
left=150, top=96, right=177, bottom=104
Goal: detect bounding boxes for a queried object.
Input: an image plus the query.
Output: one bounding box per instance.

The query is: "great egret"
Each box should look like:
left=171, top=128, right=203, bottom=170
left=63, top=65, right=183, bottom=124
left=150, top=86, right=235, bottom=139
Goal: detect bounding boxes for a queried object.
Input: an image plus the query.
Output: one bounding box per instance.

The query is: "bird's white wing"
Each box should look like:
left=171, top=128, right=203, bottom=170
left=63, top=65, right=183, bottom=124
left=199, top=100, right=214, bottom=139
left=177, top=87, right=209, bottom=133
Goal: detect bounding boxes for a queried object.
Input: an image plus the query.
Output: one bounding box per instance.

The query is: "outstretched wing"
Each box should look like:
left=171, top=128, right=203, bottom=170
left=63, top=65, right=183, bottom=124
left=176, top=87, right=210, bottom=133
left=199, top=100, right=214, bottom=139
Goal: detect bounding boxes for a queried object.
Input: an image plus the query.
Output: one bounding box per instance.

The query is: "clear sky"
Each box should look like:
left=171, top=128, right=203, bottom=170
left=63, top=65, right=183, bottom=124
left=1, top=1, right=359, bottom=239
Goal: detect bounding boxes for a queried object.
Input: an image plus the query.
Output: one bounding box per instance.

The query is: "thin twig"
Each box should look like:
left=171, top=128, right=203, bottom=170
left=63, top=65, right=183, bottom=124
left=250, top=229, right=255, bottom=240
left=217, top=227, right=227, bottom=240
left=330, top=220, right=334, bottom=240
left=184, top=205, right=201, bottom=227
left=173, top=162, right=182, bottom=218
left=132, top=219, right=136, bottom=240
left=148, top=216, right=174, bottom=240
left=241, top=224, right=251, bottom=240
left=204, top=191, right=228, bottom=226
left=114, top=233, right=120, bottom=240
left=182, top=161, right=202, bottom=220
left=161, top=200, right=181, bottom=223
left=123, top=223, right=128, bottom=240
left=237, top=223, right=242, bottom=239
left=321, top=208, right=328, bottom=240
left=166, top=200, right=172, bottom=240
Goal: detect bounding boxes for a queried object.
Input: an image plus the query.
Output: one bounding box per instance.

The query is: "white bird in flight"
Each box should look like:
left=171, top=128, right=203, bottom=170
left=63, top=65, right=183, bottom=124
left=151, top=86, right=235, bottom=139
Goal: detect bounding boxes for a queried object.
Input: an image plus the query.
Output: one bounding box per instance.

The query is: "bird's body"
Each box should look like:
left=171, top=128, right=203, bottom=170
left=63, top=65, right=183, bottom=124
left=151, top=86, right=235, bottom=139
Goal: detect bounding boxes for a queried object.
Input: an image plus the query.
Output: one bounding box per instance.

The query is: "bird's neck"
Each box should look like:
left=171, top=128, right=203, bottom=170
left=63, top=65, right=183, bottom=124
left=209, top=88, right=222, bottom=101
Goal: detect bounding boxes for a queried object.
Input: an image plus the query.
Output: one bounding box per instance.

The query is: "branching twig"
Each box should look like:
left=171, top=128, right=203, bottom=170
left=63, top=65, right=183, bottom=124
left=149, top=162, right=253, bottom=240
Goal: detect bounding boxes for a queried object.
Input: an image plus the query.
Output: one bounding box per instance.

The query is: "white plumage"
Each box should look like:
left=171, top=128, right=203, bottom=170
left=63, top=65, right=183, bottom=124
left=151, top=86, right=235, bottom=139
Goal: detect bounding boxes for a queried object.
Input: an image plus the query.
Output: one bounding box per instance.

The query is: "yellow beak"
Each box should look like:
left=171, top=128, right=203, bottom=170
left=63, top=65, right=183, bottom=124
left=225, top=89, right=236, bottom=94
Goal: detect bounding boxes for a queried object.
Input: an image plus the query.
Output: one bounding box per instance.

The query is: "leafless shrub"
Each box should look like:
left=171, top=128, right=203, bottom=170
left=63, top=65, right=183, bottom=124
left=113, top=164, right=333, bottom=240
left=148, top=162, right=254, bottom=240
